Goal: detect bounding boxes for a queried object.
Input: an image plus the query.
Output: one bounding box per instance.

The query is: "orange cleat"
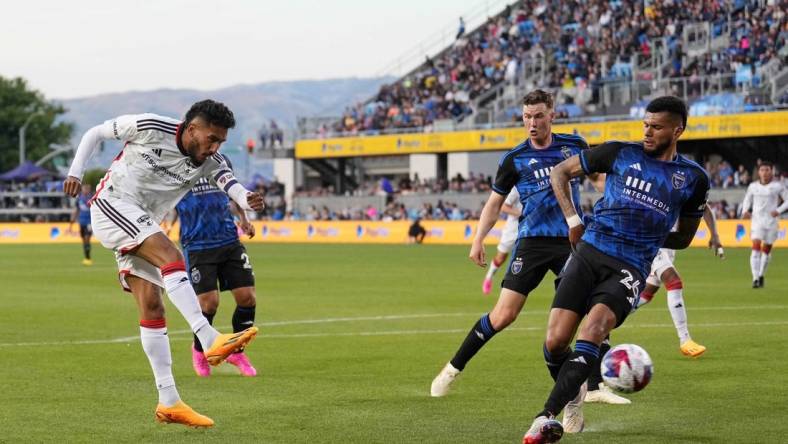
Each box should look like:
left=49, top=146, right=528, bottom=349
left=204, top=327, right=258, bottom=366
left=680, top=339, right=706, bottom=358
left=155, top=401, right=214, bottom=428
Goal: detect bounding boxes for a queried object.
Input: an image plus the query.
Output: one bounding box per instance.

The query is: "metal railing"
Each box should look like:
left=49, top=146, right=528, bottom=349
left=296, top=101, right=788, bottom=141
left=292, top=189, right=747, bottom=215
left=374, top=0, right=512, bottom=79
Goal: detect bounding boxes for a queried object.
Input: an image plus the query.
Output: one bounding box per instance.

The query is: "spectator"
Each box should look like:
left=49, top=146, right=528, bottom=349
left=328, top=0, right=785, bottom=136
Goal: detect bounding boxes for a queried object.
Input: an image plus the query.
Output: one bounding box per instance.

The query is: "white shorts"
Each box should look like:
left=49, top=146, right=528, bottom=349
left=646, top=248, right=676, bottom=286
left=751, top=223, right=779, bottom=245
left=497, top=218, right=519, bottom=254
left=90, top=197, right=165, bottom=291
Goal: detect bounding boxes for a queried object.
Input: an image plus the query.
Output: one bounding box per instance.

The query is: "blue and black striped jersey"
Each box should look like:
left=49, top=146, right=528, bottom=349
left=579, top=141, right=710, bottom=279
left=175, top=155, right=239, bottom=251
left=493, top=133, right=588, bottom=239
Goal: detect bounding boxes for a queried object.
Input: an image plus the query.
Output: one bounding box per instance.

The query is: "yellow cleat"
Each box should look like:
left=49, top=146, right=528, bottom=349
left=680, top=339, right=707, bottom=358
left=204, top=327, right=258, bottom=366
left=82, top=259, right=93, bottom=266
left=155, top=400, right=214, bottom=428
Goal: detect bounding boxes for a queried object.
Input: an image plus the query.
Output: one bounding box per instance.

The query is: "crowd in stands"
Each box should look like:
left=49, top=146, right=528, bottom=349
left=293, top=172, right=493, bottom=198
left=2, top=157, right=784, bottom=222
left=329, top=0, right=785, bottom=135
left=292, top=199, right=484, bottom=222
left=257, top=120, right=285, bottom=149
left=706, top=159, right=751, bottom=188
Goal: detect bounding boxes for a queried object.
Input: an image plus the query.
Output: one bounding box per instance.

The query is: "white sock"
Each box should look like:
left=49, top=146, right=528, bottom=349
left=161, top=263, right=218, bottom=349
left=140, top=323, right=180, bottom=406
left=666, top=288, right=690, bottom=344
left=485, top=259, right=501, bottom=280
left=758, top=253, right=771, bottom=278
left=750, top=250, right=761, bottom=281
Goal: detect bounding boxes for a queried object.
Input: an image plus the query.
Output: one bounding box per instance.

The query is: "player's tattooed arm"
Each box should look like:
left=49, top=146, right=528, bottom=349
left=550, top=154, right=586, bottom=248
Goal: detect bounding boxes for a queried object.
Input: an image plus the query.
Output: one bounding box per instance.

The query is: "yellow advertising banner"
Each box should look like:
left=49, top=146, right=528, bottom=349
left=295, top=110, right=788, bottom=159
left=1, top=220, right=786, bottom=247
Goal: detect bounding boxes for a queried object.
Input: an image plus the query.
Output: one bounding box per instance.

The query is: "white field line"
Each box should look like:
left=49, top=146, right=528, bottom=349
left=0, top=306, right=786, bottom=347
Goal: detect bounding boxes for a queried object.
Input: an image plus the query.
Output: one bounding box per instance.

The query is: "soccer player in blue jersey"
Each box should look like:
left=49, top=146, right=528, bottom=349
left=431, top=90, right=600, bottom=397
left=69, top=183, right=94, bottom=265
left=523, top=96, right=710, bottom=444
left=171, top=155, right=260, bottom=378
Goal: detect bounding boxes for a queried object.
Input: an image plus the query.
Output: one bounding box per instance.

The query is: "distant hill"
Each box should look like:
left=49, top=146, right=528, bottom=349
left=59, top=77, right=391, bottom=169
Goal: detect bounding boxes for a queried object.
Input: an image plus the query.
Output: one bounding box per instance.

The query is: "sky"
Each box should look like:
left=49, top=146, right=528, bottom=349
left=1, top=0, right=507, bottom=99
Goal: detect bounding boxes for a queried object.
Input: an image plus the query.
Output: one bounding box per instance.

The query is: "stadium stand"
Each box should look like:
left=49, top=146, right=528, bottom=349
left=321, top=0, right=786, bottom=136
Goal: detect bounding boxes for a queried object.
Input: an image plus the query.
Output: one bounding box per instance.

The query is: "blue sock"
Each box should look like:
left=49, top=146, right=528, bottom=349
left=543, top=339, right=600, bottom=416
left=543, top=343, right=572, bottom=382
left=450, top=314, right=498, bottom=371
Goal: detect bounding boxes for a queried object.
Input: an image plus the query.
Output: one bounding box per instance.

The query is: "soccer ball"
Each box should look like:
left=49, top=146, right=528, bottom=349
left=601, top=344, right=653, bottom=393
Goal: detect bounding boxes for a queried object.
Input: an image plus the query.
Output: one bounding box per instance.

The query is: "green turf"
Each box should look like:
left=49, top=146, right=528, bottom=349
left=0, top=244, right=786, bottom=443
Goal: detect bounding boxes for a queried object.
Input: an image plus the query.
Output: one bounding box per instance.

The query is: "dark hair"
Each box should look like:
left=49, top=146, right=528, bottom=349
left=759, top=161, right=774, bottom=168
left=646, top=96, right=688, bottom=128
left=184, top=99, right=236, bottom=129
left=522, top=89, right=554, bottom=109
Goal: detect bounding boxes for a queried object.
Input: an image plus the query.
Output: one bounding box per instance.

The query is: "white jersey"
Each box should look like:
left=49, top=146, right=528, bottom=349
left=503, top=188, right=523, bottom=223
left=742, top=180, right=788, bottom=228
left=68, top=113, right=246, bottom=224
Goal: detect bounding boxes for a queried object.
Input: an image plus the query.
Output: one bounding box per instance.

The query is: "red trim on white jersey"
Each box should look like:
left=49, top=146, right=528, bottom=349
left=118, top=270, right=133, bottom=292
left=89, top=148, right=126, bottom=205
left=175, top=124, right=187, bottom=155
left=118, top=243, right=140, bottom=255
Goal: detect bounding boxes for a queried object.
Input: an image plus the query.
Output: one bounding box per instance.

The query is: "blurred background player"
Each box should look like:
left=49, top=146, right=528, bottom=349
left=741, top=161, right=788, bottom=288
left=635, top=207, right=723, bottom=357
left=69, top=183, right=93, bottom=265
left=171, top=155, right=260, bottom=378
left=430, top=90, right=592, bottom=397
left=408, top=217, right=427, bottom=244
left=482, top=188, right=522, bottom=294
left=63, top=100, right=263, bottom=428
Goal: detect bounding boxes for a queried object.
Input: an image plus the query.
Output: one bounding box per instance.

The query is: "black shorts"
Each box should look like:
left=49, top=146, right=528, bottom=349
left=186, top=242, right=255, bottom=294
left=501, top=237, right=571, bottom=296
left=79, top=223, right=92, bottom=237
left=408, top=224, right=426, bottom=237
left=551, top=241, right=644, bottom=327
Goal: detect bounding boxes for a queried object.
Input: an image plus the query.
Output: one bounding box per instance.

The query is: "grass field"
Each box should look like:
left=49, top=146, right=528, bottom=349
left=0, top=243, right=786, bottom=443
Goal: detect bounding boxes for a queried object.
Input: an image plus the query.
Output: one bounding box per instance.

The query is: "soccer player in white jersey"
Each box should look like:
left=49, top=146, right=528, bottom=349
left=482, top=188, right=522, bottom=294
left=63, top=100, right=263, bottom=428
left=742, top=161, right=788, bottom=288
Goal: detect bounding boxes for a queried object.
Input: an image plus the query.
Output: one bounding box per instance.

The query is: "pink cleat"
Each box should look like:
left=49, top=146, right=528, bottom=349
left=226, top=352, right=258, bottom=377
left=482, top=278, right=493, bottom=295
left=191, top=345, right=211, bottom=377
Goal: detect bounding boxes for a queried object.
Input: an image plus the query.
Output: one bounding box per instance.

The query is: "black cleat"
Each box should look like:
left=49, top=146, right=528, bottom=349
left=752, top=279, right=761, bottom=289
left=758, top=276, right=764, bottom=288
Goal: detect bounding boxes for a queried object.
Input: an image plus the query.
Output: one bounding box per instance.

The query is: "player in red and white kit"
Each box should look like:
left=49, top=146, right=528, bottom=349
left=482, top=188, right=522, bottom=294
left=741, top=161, right=788, bottom=288
left=63, top=100, right=263, bottom=428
